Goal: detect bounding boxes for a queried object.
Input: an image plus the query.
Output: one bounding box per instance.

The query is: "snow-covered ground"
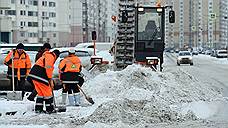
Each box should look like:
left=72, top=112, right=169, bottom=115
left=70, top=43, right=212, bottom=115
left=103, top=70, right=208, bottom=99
left=1, top=52, right=228, bottom=128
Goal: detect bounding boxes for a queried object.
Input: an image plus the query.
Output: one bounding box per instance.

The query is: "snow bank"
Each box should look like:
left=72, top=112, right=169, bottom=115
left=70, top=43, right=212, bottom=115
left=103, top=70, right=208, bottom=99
left=79, top=64, right=222, bottom=125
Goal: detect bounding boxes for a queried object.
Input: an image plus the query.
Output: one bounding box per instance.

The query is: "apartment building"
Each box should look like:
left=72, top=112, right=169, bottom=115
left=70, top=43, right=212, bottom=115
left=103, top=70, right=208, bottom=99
left=164, top=0, right=227, bottom=49
left=68, top=0, right=83, bottom=46
left=106, top=0, right=118, bottom=43
left=82, top=0, right=109, bottom=43
left=0, top=0, right=73, bottom=47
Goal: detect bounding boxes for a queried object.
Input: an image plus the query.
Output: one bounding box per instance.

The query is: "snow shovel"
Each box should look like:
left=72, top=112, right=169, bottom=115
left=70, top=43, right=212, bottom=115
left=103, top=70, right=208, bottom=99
left=50, top=80, right=66, bottom=112
left=77, top=84, right=94, bottom=104
left=7, top=51, right=22, bottom=101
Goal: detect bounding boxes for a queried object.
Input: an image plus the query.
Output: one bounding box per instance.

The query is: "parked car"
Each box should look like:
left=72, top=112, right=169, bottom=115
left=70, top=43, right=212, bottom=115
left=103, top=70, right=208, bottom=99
left=211, top=49, right=217, bottom=57
left=192, top=50, right=199, bottom=55
left=177, top=51, right=193, bottom=66
left=216, top=50, right=228, bottom=58
left=205, top=50, right=212, bottom=55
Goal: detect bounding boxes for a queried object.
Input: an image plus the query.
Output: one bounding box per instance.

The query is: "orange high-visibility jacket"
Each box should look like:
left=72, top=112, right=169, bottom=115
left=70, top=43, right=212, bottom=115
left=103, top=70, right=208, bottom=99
left=58, top=54, right=82, bottom=84
left=28, top=51, right=57, bottom=85
left=4, top=49, right=31, bottom=79
left=58, top=55, right=81, bottom=73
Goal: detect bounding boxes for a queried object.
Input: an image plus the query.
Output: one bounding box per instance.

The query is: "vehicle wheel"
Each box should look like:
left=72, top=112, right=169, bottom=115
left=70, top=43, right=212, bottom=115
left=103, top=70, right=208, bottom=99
left=190, top=63, right=193, bottom=66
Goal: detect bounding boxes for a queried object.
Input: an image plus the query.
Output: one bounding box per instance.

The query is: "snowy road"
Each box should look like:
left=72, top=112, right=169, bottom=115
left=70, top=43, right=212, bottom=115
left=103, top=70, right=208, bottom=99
left=164, top=53, right=228, bottom=122
left=164, top=53, right=228, bottom=96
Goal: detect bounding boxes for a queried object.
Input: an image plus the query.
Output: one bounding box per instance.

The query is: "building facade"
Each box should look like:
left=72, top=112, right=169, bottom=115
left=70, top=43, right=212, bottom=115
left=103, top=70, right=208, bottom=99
left=164, top=0, right=227, bottom=50
left=0, top=0, right=62, bottom=46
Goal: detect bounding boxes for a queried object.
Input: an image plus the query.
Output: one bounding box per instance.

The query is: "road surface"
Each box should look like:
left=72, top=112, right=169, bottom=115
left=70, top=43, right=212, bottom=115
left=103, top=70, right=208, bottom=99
left=164, top=52, right=228, bottom=123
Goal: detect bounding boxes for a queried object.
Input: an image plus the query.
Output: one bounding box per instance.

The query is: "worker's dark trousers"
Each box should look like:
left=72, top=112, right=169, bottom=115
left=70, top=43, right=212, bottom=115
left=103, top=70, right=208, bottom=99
left=35, top=96, right=44, bottom=113
left=62, top=84, right=80, bottom=94
left=26, top=76, right=37, bottom=101
left=44, top=97, right=54, bottom=113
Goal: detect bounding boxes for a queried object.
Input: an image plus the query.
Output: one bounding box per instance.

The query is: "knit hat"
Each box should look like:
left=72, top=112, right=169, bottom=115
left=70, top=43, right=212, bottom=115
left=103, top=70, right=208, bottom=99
left=16, top=43, right=24, bottom=49
left=68, top=48, right=75, bottom=54
left=52, top=49, right=60, bottom=58
left=43, top=43, right=51, bottom=49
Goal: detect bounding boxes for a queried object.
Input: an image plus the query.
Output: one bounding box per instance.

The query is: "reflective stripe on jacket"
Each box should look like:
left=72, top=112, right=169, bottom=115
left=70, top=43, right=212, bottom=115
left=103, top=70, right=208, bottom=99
left=28, top=51, right=56, bottom=85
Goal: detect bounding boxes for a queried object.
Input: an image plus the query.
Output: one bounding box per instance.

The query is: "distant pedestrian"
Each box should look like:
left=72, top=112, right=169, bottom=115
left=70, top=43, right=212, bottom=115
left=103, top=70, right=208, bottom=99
left=4, top=43, right=31, bottom=100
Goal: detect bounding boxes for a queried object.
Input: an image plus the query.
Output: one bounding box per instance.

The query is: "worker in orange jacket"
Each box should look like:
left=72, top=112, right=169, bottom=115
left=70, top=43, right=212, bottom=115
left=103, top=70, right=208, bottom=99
left=58, top=49, right=84, bottom=106
left=27, top=49, right=60, bottom=114
left=27, top=43, right=52, bottom=101
left=4, top=43, right=31, bottom=99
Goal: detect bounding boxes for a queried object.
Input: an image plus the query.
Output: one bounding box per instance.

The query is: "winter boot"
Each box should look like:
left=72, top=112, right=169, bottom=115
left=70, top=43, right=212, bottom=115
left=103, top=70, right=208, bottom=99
left=45, top=97, right=56, bottom=114
left=61, top=93, right=67, bottom=105
left=74, top=93, right=81, bottom=106
left=68, top=94, right=75, bottom=106
left=27, top=90, right=37, bottom=101
left=35, top=96, right=44, bottom=113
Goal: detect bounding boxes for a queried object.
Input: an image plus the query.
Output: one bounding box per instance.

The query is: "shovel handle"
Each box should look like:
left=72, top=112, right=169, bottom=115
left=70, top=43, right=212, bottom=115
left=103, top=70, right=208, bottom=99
left=77, top=84, right=87, bottom=98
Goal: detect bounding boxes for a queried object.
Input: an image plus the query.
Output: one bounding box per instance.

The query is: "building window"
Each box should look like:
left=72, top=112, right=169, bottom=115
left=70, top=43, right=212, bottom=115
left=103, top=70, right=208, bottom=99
left=28, top=0, right=38, bottom=6
left=0, top=10, right=3, bottom=14
left=42, top=32, right=47, bottom=37
left=49, top=2, right=56, bottom=7
left=20, top=10, right=26, bottom=15
left=42, top=1, right=48, bottom=6
left=5, top=10, right=16, bottom=15
left=28, top=22, right=38, bottom=27
left=42, top=12, right=48, bottom=17
left=28, top=11, right=38, bottom=16
left=20, top=0, right=25, bottom=4
left=20, top=21, right=26, bottom=26
left=11, top=0, right=15, bottom=4
left=33, top=0, right=38, bottom=5
left=49, top=12, right=56, bottom=17
left=29, top=32, right=38, bottom=37
left=53, top=33, right=56, bottom=37
left=20, top=21, right=23, bottom=26
left=20, top=31, right=25, bottom=37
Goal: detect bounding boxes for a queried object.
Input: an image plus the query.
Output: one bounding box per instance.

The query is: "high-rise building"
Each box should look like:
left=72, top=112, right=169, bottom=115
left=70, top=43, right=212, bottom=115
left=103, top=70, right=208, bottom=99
left=164, top=0, right=227, bottom=49
left=82, top=0, right=109, bottom=43
left=0, top=0, right=72, bottom=47
left=106, top=0, right=118, bottom=43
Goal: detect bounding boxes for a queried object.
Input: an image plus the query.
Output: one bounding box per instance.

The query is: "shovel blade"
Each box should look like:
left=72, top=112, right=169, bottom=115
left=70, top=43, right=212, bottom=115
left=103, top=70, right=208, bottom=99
left=56, top=106, right=66, bottom=112
left=0, top=91, right=22, bottom=100
left=86, top=97, right=95, bottom=104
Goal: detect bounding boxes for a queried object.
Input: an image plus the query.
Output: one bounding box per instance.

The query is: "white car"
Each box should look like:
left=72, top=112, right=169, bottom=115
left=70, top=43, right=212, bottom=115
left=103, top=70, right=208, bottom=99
left=53, top=49, right=92, bottom=77
left=216, top=50, right=228, bottom=58
left=177, top=51, right=193, bottom=66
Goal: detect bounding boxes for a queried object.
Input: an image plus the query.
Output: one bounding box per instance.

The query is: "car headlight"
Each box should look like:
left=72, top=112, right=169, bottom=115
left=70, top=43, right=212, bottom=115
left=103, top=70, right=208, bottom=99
left=189, top=57, right=192, bottom=60
left=177, top=57, right=181, bottom=60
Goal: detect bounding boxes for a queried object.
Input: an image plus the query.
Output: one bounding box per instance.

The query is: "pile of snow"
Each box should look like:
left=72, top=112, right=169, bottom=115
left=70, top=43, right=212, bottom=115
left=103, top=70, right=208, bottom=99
left=79, top=64, right=222, bottom=125
left=0, top=64, right=224, bottom=127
